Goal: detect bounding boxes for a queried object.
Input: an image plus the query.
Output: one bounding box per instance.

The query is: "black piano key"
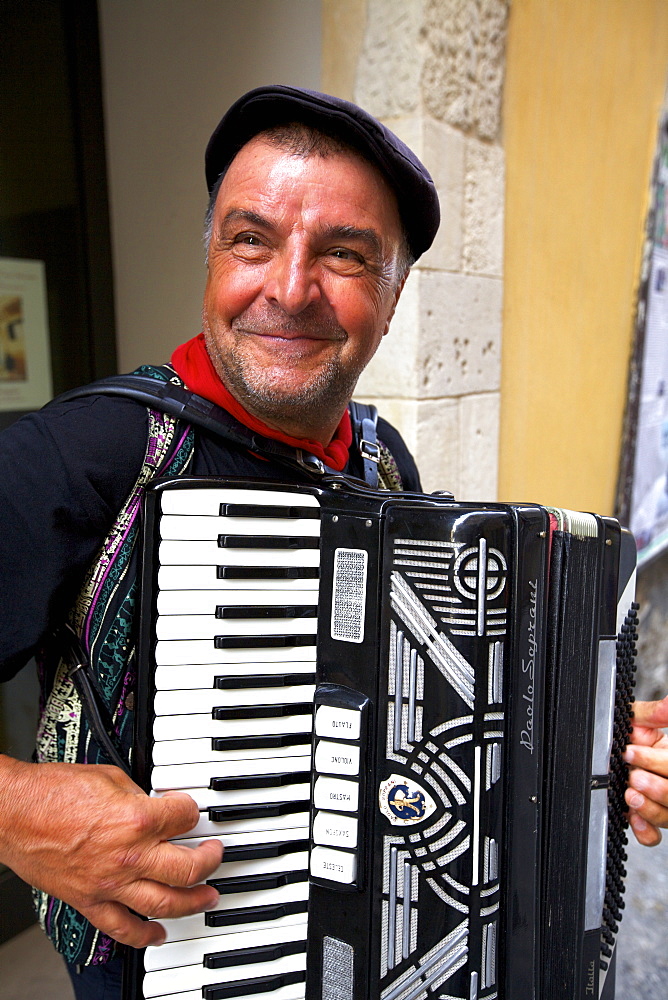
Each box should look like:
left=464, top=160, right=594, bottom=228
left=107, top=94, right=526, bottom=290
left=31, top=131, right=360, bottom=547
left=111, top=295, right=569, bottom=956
left=217, top=534, right=319, bottom=549
left=219, top=503, right=320, bottom=519
left=203, top=970, right=306, bottom=1000
left=216, top=566, right=319, bottom=580
left=210, top=772, right=311, bottom=791
left=220, top=839, right=309, bottom=863
left=208, top=870, right=308, bottom=894
left=214, top=635, right=316, bottom=650
left=205, top=899, right=308, bottom=928
left=210, top=733, right=312, bottom=752
left=212, top=702, right=313, bottom=721
left=215, top=605, right=317, bottom=620
left=208, top=801, right=307, bottom=822
left=213, top=673, right=316, bottom=690
left=204, top=939, right=307, bottom=970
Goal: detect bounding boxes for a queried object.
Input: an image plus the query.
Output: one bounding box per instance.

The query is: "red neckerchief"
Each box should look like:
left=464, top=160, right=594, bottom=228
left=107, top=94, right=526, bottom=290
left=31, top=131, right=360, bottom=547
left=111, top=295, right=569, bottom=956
left=170, top=333, right=352, bottom=471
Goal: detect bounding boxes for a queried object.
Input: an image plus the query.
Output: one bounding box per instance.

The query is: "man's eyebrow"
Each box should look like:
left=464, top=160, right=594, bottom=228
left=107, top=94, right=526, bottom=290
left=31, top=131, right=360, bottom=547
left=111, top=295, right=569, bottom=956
left=219, top=208, right=272, bottom=230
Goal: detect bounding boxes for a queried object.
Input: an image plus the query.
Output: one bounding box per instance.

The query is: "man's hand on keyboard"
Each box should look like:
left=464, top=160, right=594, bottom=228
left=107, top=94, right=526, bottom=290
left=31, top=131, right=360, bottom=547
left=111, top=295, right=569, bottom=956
left=0, top=755, right=223, bottom=947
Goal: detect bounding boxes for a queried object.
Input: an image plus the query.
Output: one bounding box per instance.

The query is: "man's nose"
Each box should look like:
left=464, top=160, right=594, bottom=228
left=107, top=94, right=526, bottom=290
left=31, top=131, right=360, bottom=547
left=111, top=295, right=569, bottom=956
left=263, top=247, right=321, bottom=315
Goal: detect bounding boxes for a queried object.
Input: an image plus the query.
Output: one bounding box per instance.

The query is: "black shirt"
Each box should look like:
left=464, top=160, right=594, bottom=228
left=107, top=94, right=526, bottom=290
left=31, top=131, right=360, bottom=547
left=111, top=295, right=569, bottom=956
left=0, top=393, right=421, bottom=680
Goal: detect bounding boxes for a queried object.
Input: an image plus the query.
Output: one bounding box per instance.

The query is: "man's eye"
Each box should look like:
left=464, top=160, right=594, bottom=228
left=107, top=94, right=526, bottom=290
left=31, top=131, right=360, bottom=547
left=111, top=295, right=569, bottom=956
left=330, top=248, right=363, bottom=263
left=234, top=233, right=263, bottom=246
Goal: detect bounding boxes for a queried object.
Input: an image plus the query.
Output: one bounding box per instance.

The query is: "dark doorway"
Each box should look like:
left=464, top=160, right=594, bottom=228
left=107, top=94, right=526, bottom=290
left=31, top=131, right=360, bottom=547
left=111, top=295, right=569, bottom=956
left=0, top=0, right=116, bottom=943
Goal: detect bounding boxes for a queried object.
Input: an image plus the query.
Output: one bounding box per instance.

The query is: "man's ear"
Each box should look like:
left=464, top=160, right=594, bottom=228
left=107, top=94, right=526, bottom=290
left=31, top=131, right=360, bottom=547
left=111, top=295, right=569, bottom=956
left=382, top=270, right=409, bottom=337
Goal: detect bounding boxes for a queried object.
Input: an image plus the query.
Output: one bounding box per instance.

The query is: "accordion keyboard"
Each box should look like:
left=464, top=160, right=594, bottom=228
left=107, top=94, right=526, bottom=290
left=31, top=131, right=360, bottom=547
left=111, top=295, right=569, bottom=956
left=140, top=486, right=322, bottom=1000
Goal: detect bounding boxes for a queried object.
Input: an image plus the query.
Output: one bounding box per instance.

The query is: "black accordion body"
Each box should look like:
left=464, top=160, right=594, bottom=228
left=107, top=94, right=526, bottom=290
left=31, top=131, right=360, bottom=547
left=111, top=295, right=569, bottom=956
left=124, top=476, right=638, bottom=1000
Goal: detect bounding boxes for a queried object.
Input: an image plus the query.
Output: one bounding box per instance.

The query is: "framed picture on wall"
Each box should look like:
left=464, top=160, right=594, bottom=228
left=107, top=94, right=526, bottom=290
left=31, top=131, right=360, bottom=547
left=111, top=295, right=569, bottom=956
left=0, top=257, right=52, bottom=412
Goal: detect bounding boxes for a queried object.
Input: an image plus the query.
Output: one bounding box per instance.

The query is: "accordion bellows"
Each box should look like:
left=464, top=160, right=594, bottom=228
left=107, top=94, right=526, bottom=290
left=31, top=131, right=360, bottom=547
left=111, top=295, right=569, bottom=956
left=124, top=477, right=637, bottom=1000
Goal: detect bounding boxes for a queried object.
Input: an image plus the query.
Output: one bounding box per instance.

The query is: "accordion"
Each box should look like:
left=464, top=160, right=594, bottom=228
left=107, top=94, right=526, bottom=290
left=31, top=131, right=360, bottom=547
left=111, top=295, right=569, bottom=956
left=124, top=476, right=638, bottom=1000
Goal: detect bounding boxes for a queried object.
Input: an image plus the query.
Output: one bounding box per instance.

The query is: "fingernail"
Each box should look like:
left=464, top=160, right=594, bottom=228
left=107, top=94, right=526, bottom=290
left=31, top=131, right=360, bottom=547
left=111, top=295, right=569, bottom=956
left=153, top=927, right=167, bottom=946
left=627, top=791, right=644, bottom=809
left=204, top=892, right=220, bottom=911
left=623, top=747, right=635, bottom=763
left=632, top=814, right=648, bottom=832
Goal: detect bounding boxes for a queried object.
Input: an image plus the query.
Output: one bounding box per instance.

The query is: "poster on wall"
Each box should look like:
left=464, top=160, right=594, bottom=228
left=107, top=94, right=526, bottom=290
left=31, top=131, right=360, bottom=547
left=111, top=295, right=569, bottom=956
left=628, top=123, right=668, bottom=565
left=0, top=257, right=52, bottom=412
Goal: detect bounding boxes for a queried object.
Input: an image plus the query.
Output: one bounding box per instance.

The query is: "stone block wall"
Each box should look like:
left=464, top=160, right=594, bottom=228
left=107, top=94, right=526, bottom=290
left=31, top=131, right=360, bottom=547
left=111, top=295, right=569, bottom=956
left=349, top=0, right=508, bottom=498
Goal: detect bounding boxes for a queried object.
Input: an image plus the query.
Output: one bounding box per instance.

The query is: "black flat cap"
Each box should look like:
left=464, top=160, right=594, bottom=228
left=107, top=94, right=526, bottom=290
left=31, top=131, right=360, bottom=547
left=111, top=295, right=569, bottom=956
left=205, top=85, right=440, bottom=262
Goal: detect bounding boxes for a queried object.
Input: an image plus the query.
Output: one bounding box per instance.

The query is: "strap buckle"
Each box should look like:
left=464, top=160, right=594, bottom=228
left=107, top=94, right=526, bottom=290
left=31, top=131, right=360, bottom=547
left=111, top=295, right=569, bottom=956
left=295, top=450, right=326, bottom=475
left=359, top=438, right=380, bottom=463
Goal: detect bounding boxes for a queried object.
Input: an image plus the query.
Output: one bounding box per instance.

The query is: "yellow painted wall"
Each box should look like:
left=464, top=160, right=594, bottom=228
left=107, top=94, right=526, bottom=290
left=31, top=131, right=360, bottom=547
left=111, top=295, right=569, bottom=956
left=499, top=0, right=668, bottom=513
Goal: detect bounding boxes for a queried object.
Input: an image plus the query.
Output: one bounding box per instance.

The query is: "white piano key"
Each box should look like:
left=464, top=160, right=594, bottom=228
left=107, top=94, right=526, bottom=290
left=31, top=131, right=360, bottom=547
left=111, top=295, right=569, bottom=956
left=142, top=992, right=202, bottom=1000
left=159, top=540, right=320, bottom=567
left=154, top=686, right=315, bottom=717
left=207, top=851, right=309, bottom=883
left=208, top=880, right=310, bottom=922
left=151, top=755, right=312, bottom=791
left=160, top=487, right=320, bottom=516
left=153, top=713, right=312, bottom=742
left=155, top=657, right=316, bottom=691
left=160, top=514, right=321, bottom=540
left=156, top=639, right=318, bottom=667
left=155, top=615, right=318, bottom=641
left=153, top=739, right=311, bottom=767
left=144, top=950, right=306, bottom=999
left=153, top=902, right=307, bottom=947
left=175, top=810, right=310, bottom=840
left=157, top=589, right=318, bottom=616
left=145, top=915, right=308, bottom=971
left=177, top=827, right=309, bottom=851
left=152, top=783, right=310, bottom=809
left=158, top=565, right=319, bottom=591
left=145, top=988, right=304, bottom=1000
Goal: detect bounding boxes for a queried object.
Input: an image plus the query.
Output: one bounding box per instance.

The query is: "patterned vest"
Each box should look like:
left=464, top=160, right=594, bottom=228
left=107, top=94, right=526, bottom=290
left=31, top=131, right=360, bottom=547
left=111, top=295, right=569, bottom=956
left=33, top=366, right=195, bottom=966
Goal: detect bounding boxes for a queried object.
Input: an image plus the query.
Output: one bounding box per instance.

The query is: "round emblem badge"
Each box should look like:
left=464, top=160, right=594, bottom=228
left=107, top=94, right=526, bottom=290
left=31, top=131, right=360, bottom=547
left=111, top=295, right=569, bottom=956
left=379, top=773, right=437, bottom=826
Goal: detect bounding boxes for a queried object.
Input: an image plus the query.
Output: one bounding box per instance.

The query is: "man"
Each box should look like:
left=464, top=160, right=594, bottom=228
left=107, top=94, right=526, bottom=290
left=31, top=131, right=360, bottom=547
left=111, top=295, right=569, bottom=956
left=0, top=86, right=436, bottom=997
left=0, top=85, right=667, bottom=1000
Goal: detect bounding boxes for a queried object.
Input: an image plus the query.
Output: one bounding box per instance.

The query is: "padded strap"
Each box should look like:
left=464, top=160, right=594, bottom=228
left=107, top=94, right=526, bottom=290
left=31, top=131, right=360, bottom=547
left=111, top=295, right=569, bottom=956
left=54, top=374, right=339, bottom=479
left=348, top=401, right=379, bottom=489
left=55, top=372, right=382, bottom=485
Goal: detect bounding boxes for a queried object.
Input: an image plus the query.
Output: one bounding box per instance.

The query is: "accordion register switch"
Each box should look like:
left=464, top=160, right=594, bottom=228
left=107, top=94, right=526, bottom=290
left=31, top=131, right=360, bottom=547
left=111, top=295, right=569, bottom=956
left=310, top=686, right=368, bottom=887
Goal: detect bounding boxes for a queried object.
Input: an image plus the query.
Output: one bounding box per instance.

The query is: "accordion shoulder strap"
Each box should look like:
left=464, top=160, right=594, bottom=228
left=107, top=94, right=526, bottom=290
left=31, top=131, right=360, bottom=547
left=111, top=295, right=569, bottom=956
left=53, top=365, right=380, bottom=485
left=348, top=400, right=379, bottom=489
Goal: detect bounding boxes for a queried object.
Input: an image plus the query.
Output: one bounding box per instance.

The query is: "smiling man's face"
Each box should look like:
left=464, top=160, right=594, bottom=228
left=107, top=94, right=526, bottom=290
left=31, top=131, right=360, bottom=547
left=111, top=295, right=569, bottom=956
left=202, top=134, right=406, bottom=444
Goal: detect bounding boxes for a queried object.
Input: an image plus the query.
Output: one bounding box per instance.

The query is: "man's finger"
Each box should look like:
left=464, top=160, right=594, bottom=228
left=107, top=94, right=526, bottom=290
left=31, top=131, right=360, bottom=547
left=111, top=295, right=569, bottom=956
left=627, top=723, right=666, bottom=749
left=80, top=900, right=168, bottom=950
left=141, top=838, right=224, bottom=889
left=627, top=808, right=663, bottom=847
left=632, top=696, right=668, bottom=730
left=122, top=879, right=221, bottom=923
left=624, top=744, right=668, bottom=776
left=147, top=791, right=202, bottom=841
left=626, top=774, right=668, bottom=826
left=627, top=766, right=668, bottom=813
